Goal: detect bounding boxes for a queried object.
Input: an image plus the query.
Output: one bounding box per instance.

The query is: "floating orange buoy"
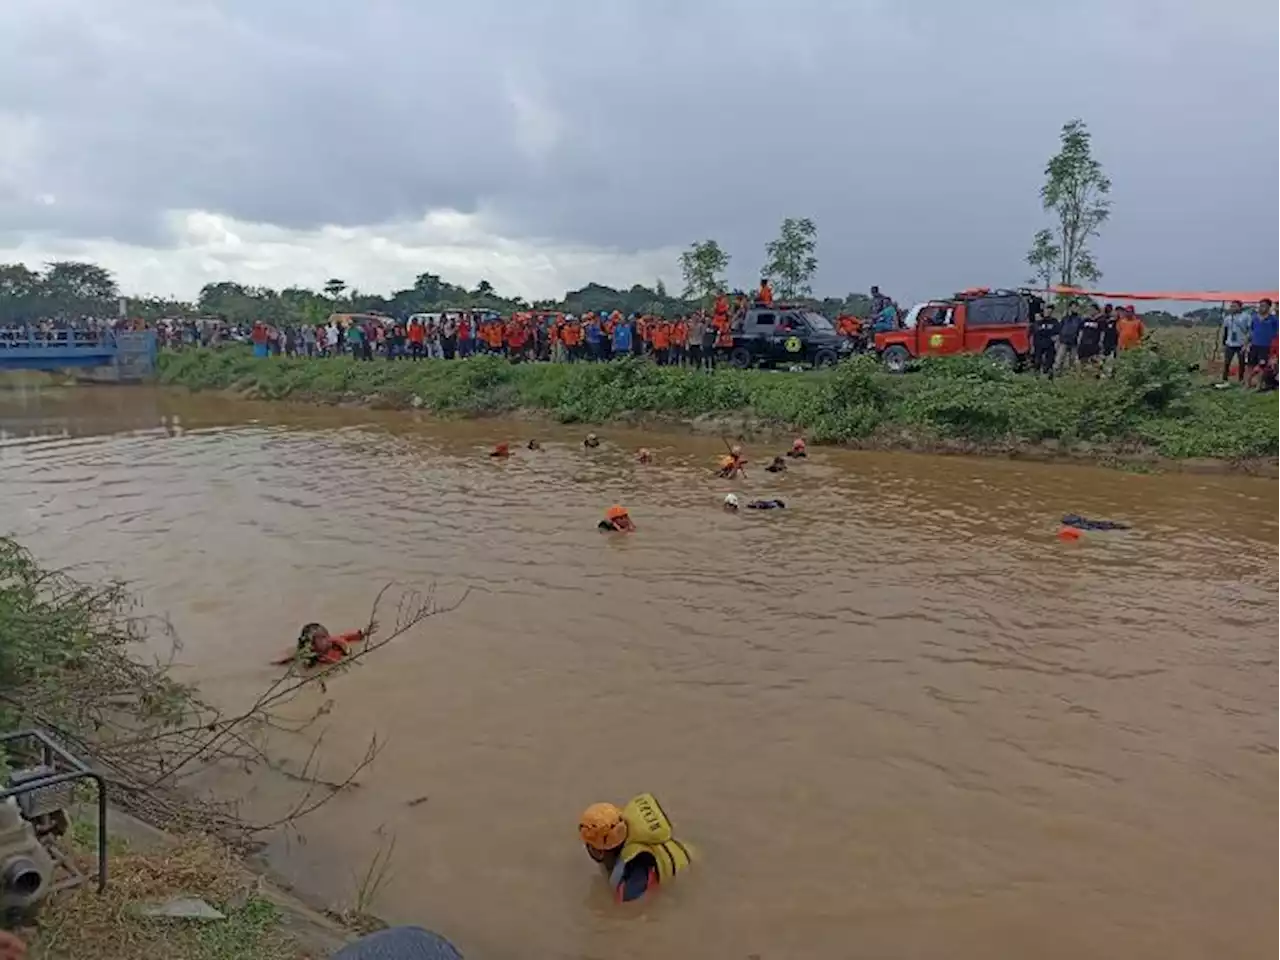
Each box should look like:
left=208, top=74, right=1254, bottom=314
left=1057, top=526, right=1081, bottom=542
left=489, top=442, right=510, bottom=458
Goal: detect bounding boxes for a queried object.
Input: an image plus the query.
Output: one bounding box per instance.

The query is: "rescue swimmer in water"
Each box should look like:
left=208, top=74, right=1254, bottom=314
left=716, top=444, right=748, bottom=479
left=723, top=493, right=786, bottom=512
left=578, top=794, right=692, bottom=903
left=273, top=623, right=367, bottom=668
left=598, top=504, right=636, bottom=533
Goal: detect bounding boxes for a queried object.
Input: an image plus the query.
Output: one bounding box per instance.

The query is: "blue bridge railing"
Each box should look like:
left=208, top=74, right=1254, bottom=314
left=0, top=327, right=156, bottom=379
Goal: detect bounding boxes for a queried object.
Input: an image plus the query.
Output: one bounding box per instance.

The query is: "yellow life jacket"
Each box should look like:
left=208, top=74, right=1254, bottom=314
left=610, top=793, right=693, bottom=886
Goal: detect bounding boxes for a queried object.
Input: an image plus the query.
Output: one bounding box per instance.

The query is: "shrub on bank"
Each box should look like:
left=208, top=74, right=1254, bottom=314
left=156, top=348, right=1278, bottom=461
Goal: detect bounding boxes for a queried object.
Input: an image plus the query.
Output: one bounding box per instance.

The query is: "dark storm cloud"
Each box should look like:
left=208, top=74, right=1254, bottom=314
left=1, top=0, right=1276, bottom=298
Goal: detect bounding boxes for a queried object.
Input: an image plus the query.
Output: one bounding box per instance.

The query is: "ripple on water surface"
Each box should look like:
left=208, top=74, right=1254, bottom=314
left=0, top=385, right=1275, bottom=960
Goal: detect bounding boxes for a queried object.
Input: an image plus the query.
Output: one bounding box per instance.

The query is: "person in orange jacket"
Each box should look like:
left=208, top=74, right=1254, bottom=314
left=757, top=278, right=774, bottom=305
left=274, top=623, right=367, bottom=668
left=670, top=315, right=689, bottom=367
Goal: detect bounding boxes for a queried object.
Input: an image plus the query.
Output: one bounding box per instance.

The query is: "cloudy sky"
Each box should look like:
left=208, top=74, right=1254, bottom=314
left=1, top=0, right=1276, bottom=303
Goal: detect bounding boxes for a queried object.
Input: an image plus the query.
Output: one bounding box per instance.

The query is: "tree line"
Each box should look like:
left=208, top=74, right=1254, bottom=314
left=0, top=225, right=871, bottom=330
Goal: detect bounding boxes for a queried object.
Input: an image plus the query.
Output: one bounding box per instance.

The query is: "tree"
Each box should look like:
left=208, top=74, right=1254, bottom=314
left=39, top=261, right=119, bottom=319
left=0, top=264, right=43, bottom=323
left=473, top=279, right=494, bottom=297
left=1025, top=228, right=1061, bottom=291
left=1035, top=119, right=1110, bottom=288
left=762, top=218, right=818, bottom=300
left=323, top=278, right=347, bottom=300
left=678, top=240, right=730, bottom=305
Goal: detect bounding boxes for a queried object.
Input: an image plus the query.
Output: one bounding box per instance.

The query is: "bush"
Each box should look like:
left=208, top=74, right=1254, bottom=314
left=156, top=347, right=1278, bottom=462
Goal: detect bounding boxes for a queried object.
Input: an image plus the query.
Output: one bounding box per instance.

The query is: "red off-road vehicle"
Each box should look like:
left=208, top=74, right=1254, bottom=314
left=874, top=288, right=1040, bottom=373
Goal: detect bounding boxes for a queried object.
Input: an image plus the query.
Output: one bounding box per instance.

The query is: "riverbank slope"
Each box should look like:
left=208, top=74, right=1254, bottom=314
left=155, top=348, right=1278, bottom=472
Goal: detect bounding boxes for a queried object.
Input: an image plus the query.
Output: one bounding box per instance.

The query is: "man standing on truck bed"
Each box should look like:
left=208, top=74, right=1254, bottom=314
left=870, top=285, right=892, bottom=317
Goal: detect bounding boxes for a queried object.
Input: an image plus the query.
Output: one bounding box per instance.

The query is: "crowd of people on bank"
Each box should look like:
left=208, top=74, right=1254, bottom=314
left=1214, top=298, right=1278, bottom=388
left=1027, top=301, right=1148, bottom=374
left=235, top=283, right=809, bottom=369
left=1027, top=297, right=1277, bottom=389
left=2, top=281, right=1276, bottom=389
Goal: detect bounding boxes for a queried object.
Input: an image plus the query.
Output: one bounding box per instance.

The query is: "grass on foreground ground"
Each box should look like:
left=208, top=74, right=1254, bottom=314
left=158, top=344, right=1278, bottom=462
left=27, top=829, right=310, bottom=960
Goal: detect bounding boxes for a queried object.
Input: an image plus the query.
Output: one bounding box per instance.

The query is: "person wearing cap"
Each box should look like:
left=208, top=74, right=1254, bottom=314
left=578, top=793, right=692, bottom=903
left=786, top=437, right=807, bottom=458
left=598, top=505, right=635, bottom=533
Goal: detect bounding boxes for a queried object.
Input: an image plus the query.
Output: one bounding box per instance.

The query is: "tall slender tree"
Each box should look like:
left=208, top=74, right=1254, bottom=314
left=762, top=218, right=818, bottom=299
left=679, top=240, right=731, bottom=306
left=1031, top=119, right=1111, bottom=288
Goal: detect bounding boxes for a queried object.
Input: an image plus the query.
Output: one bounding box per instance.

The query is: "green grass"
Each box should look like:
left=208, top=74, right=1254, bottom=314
left=157, top=346, right=1279, bottom=463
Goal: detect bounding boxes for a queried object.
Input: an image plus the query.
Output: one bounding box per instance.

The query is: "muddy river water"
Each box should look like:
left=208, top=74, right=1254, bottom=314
left=0, top=384, right=1275, bottom=960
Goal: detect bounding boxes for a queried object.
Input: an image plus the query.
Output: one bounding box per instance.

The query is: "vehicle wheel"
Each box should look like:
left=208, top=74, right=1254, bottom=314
left=813, top=348, right=838, bottom=368
left=983, top=343, right=1018, bottom=367
left=882, top=345, right=911, bottom=374
left=729, top=347, right=753, bottom=369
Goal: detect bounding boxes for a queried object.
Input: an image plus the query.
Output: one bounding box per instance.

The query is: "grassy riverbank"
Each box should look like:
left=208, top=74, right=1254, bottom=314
left=0, top=540, right=311, bottom=958
left=0, top=539, right=382, bottom=958
left=158, top=347, right=1278, bottom=468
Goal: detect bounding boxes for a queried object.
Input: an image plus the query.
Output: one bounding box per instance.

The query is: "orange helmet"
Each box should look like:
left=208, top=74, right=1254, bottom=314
left=605, top=504, right=628, bottom=521
left=579, top=802, right=627, bottom=850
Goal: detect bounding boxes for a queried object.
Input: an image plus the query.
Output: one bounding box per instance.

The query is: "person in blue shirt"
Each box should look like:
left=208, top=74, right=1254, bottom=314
left=1246, top=297, right=1277, bottom=389
left=583, top=314, right=602, bottom=361
left=611, top=316, right=633, bottom=356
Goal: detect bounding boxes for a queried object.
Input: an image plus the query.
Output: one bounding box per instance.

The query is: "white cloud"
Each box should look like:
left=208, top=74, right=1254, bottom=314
left=0, top=208, right=684, bottom=301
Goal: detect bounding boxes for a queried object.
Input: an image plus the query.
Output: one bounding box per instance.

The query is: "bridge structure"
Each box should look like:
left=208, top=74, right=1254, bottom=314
left=0, top=328, right=158, bottom=380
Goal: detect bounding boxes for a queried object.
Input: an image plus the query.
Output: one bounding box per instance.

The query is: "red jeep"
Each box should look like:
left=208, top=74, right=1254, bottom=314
left=874, top=288, right=1038, bottom=373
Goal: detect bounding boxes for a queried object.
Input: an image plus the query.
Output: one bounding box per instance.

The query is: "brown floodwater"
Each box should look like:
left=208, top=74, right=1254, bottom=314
left=0, top=383, right=1275, bottom=960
